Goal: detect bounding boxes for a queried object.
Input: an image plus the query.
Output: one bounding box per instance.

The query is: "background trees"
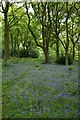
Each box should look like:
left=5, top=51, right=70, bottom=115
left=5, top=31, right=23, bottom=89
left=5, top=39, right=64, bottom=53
left=1, top=1, right=79, bottom=65
left=1, top=2, right=25, bottom=63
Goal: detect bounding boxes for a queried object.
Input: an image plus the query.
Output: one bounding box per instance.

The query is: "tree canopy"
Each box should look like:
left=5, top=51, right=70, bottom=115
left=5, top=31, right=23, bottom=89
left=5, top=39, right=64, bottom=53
left=0, top=1, right=79, bottom=65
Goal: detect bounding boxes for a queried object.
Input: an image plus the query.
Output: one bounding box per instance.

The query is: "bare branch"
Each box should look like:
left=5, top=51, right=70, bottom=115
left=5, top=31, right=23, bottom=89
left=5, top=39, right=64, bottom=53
left=1, top=2, right=5, bottom=12
left=9, top=13, right=24, bottom=28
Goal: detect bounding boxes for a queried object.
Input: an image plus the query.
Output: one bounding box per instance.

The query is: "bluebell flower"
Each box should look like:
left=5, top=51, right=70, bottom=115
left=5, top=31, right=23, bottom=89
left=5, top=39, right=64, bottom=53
left=57, top=93, right=63, bottom=97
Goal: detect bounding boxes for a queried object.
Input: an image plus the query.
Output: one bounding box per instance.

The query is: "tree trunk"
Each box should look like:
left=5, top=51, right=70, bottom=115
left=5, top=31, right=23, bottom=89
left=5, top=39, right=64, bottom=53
left=78, top=36, right=80, bottom=62
left=65, top=2, right=69, bottom=66
left=16, top=28, right=20, bottom=57
left=73, top=43, right=75, bottom=60
left=17, top=45, right=20, bottom=58
left=3, top=13, right=9, bottom=63
left=56, top=3, right=59, bottom=59
left=14, top=37, right=17, bottom=56
left=56, top=40, right=59, bottom=59
left=43, top=47, right=49, bottom=64
left=42, top=27, right=50, bottom=64
left=10, top=34, right=14, bottom=57
left=65, top=49, right=68, bottom=65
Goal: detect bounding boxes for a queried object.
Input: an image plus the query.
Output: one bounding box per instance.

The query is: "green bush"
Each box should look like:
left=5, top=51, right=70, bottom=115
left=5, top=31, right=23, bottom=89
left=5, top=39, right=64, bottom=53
left=10, top=50, right=18, bottom=57
left=55, top=55, right=73, bottom=65
left=10, top=49, right=39, bottom=58
left=19, top=49, right=29, bottom=58
left=29, top=50, right=39, bottom=58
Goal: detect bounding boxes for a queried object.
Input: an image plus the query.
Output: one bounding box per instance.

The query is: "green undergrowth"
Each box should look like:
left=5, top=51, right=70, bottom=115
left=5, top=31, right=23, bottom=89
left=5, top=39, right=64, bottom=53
left=2, top=58, right=78, bottom=118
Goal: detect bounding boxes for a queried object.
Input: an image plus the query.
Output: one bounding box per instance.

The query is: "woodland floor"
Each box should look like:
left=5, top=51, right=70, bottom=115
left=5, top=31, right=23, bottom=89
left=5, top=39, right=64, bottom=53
left=2, top=58, right=79, bottom=118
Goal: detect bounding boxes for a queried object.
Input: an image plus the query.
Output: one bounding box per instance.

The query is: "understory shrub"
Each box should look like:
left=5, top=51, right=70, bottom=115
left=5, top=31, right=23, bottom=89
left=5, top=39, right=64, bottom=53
left=29, top=50, right=39, bottom=58
left=19, top=49, right=29, bottom=58
left=55, top=55, right=73, bottom=65
left=10, top=49, right=39, bottom=58
left=10, top=50, right=18, bottom=57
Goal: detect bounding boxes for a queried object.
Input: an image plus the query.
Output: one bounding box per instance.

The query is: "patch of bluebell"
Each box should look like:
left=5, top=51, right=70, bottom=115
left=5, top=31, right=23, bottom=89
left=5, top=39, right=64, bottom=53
left=2, top=58, right=78, bottom=118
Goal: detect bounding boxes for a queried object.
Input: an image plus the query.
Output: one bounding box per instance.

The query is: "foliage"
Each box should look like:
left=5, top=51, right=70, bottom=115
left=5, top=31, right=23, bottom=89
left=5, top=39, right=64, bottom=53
left=29, top=50, right=39, bottom=58
left=1, top=2, right=79, bottom=64
left=10, top=49, right=39, bottom=58
left=2, top=58, right=78, bottom=118
left=19, top=49, right=29, bottom=58
left=55, top=54, right=73, bottom=65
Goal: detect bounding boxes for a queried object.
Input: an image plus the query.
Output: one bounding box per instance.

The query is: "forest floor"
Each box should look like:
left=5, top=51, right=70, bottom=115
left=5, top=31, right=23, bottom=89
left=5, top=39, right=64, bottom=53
left=2, top=58, right=79, bottom=118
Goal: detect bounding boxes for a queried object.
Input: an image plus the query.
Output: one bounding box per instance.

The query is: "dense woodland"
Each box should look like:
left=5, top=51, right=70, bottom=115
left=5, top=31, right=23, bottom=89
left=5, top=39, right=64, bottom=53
left=0, top=2, right=80, bottom=65
left=1, top=1, right=80, bottom=118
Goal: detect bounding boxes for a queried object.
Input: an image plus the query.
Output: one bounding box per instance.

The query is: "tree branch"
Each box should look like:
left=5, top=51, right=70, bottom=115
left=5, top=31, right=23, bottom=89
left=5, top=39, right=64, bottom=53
left=1, top=2, right=5, bottom=12
left=25, top=2, right=43, bottom=49
left=52, top=32, right=66, bottom=49
left=9, top=13, right=24, bottom=28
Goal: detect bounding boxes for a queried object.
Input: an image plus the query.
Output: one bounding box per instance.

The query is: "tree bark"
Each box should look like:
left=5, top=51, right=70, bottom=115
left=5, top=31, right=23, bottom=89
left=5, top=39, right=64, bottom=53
left=65, top=2, right=69, bottom=65
left=2, top=2, right=10, bottom=64
left=73, top=43, right=75, bottom=60
left=16, top=28, right=20, bottom=58
left=4, top=12, right=9, bottom=63
left=10, top=34, right=14, bottom=57
left=65, top=48, right=68, bottom=65
left=14, top=36, right=17, bottom=57
left=43, top=47, right=49, bottom=64
left=56, top=3, right=59, bottom=59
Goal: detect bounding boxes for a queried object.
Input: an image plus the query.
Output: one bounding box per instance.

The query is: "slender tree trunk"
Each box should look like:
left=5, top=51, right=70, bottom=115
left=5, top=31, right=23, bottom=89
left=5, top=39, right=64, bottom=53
left=73, top=43, right=75, bottom=60
left=78, top=36, right=80, bottom=62
left=56, top=3, right=59, bottom=59
left=16, top=28, right=20, bottom=57
left=17, top=45, right=20, bottom=58
left=14, top=37, right=17, bottom=57
left=56, top=40, right=59, bottom=59
left=65, top=2, right=69, bottom=65
left=10, top=34, right=14, bottom=57
left=65, top=48, right=68, bottom=65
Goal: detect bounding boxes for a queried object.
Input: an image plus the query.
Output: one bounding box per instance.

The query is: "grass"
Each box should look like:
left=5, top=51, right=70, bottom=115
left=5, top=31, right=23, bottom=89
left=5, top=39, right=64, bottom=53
left=2, top=58, right=78, bottom=118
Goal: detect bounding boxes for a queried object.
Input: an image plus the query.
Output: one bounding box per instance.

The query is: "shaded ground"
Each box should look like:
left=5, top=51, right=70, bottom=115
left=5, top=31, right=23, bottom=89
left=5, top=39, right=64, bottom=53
left=2, top=58, right=78, bottom=118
